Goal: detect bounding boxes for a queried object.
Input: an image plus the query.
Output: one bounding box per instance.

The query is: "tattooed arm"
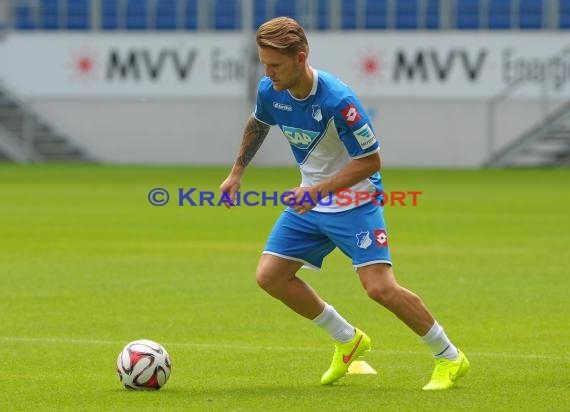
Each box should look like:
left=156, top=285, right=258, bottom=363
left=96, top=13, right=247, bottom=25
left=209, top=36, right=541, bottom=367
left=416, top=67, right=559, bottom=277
left=219, top=115, right=271, bottom=207
left=234, top=114, right=271, bottom=171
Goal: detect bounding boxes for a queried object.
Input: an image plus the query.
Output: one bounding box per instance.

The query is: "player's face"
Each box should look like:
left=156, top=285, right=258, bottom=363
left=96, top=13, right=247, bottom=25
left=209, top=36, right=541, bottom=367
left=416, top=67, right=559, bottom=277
left=258, top=47, right=305, bottom=92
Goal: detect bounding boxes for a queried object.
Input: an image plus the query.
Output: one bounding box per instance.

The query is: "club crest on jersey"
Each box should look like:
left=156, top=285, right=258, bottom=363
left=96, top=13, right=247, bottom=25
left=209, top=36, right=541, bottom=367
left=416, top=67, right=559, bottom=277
left=312, top=105, right=322, bottom=122
left=282, top=126, right=320, bottom=149
left=356, top=231, right=372, bottom=249
left=353, top=124, right=376, bottom=149
left=341, top=103, right=362, bottom=126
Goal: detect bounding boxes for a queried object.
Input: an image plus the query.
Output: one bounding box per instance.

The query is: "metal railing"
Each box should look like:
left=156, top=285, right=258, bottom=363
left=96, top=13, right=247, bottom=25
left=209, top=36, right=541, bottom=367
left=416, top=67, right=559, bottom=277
left=0, top=79, right=41, bottom=163
left=485, top=44, right=570, bottom=164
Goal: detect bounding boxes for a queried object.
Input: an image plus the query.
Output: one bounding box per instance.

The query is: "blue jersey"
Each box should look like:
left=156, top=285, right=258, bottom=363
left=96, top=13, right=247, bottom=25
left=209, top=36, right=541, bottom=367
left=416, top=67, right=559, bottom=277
left=254, top=69, right=383, bottom=212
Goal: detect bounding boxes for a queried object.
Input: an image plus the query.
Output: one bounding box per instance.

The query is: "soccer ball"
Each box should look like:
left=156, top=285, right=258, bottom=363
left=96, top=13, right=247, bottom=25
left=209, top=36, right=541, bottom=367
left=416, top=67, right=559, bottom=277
left=116, top=339, right=172, bottom=390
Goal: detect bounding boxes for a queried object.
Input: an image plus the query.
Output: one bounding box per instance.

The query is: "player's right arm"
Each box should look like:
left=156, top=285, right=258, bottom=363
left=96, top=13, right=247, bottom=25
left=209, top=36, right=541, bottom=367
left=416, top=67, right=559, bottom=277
left=219, top=114, right=271, bottom=208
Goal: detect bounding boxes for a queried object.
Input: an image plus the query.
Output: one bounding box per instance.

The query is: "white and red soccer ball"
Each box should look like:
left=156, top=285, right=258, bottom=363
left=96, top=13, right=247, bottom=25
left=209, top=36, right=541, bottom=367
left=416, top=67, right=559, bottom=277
left=116, top=339, right=172, bottom=390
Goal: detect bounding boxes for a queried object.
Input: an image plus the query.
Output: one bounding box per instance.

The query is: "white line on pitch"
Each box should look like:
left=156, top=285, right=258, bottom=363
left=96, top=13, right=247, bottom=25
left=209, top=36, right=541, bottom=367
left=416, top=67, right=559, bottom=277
left=0, top=336, right=568, bottom=362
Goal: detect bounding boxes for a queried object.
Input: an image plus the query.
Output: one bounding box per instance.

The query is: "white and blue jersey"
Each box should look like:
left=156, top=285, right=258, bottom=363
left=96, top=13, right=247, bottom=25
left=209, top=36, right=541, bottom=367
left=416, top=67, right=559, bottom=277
left=257, top=68, right=392, bottom=269
left=254, top=69, right=382, bottom=213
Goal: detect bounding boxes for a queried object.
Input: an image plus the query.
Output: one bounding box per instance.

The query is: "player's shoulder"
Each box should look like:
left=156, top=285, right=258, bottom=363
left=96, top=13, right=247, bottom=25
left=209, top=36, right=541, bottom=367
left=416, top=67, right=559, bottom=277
left=257, top=76, right=274, bottom=95
left=316, top=70, right=352, bottom=96
left=316, top=70, right=360, bottom=112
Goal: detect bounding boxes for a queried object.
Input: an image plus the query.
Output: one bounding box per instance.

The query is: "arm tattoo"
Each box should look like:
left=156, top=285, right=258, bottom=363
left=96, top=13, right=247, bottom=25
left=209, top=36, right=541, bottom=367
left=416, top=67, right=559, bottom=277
left=236, top=115, right=270, bottom=168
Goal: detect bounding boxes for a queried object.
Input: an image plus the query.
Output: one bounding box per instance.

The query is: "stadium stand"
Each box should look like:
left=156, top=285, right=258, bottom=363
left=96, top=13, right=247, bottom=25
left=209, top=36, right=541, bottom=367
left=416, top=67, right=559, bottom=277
left=125, top=0, right=148, bottom=30
left=184, top=0, right=198, bottom=30
left=317, top=0, right=329, bottom=30
left=488, top=0, right=512, bottom=29
left=102, top=0, right=118, bottom=29
left=14, top=3, right=36, bottom=30
left=67, top=0, right=90, bottom=30
left=214, top=0, right=241, bottom=30
left=39, top=0, right=59, bottom=30
left=364, top=0, right=387, bottom=29
left=155, top=0, right=177, bottom=30
left=519, top=0, right=544, bottom=29
left=341, top=0, right=359, bottom=29
left=457, top=0, right=480, bottom=29
left=396, top=0, right=418, bottom=29
left=3, top=0, right=568, bottom=31
left=561, top=0, right=570, bottom=28
left=426, top=0, right=440, bottom=29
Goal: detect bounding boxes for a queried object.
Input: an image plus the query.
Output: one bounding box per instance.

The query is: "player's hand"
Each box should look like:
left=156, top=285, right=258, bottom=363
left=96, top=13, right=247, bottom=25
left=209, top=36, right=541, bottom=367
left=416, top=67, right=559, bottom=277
left=219, top=175, right=241, bottom=208
left=283, top=187, right=319, bottom=215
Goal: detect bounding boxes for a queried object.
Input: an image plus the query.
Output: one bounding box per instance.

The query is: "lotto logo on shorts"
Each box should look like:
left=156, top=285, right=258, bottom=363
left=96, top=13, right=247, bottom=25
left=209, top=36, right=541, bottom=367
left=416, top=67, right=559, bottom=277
left=341, top=103, right=362, bottom=125
left=374, top=230, right=388, bottom=247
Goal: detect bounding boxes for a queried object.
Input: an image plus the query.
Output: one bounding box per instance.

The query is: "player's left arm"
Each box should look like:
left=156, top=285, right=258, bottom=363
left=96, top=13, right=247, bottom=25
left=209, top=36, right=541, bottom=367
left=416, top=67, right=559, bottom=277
left=313, top=150, right=381, bottom=194
left=322, top=96, right=382, bottom=193
left=286, top=151, right=380, bottom=214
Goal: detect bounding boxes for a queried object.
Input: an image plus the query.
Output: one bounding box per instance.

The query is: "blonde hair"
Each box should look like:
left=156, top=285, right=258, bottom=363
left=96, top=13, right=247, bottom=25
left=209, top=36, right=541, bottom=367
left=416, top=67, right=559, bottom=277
left=256, top=17, right=309, bottom=56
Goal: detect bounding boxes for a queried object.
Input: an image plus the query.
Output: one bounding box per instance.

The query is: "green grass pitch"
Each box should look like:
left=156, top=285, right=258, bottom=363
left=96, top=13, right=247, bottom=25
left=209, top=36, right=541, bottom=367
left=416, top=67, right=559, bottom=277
left=0, top=165, right=569, bottom=411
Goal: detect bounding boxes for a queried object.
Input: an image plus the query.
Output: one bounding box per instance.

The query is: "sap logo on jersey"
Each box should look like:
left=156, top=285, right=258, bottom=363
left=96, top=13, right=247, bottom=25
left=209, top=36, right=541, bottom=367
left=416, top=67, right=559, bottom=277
left=282, top=126, right=320, bottom=149
left=353, top=124, right=376, bottom=149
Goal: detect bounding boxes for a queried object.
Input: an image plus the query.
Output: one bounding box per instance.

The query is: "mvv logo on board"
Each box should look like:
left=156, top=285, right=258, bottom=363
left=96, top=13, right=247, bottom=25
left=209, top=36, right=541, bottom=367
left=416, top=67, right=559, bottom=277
left=393, top=49, right=488, bottom=82
left=69, top=45, right=246, bottom=84
left=106, top=48, right=198, bottom=80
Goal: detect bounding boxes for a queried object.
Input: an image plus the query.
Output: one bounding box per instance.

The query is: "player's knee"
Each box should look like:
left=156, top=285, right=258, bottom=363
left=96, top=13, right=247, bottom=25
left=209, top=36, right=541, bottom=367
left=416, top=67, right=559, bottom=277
left=255, top=268, right=271, bottom=291
left=365, top=283, right=399, bottom=306
left=255, top=267, right=281, bottom=294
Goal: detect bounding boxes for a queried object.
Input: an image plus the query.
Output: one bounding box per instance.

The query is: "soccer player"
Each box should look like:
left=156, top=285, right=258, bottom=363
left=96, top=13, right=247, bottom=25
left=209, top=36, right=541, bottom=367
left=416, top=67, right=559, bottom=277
left=219, top=16, right=469, bottom=389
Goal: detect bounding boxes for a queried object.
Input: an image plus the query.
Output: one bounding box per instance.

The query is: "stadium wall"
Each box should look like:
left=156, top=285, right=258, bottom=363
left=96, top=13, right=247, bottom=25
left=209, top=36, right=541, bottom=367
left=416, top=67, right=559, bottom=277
left=1, top=32, right=568, bottom=167
left=26, top=97, right=551, bottom=167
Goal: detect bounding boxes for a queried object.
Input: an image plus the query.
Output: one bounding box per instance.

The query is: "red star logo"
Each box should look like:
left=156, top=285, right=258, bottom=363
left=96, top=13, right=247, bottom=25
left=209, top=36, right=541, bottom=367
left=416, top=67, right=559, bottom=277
left=362, top=56, right=379, bottom=75
left=353, top=48, right=385, bottom=85
left=76, top=56, right=93, bottom=74
left=67, top=45, right=100, bottom=84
